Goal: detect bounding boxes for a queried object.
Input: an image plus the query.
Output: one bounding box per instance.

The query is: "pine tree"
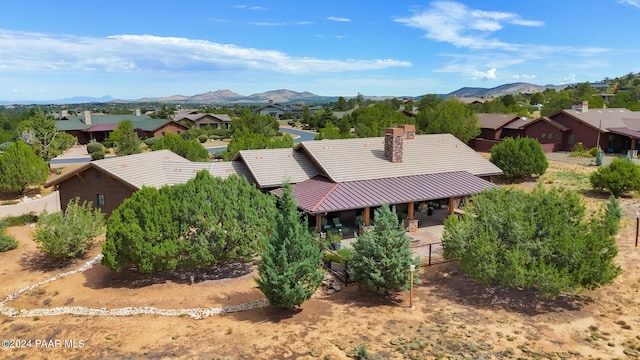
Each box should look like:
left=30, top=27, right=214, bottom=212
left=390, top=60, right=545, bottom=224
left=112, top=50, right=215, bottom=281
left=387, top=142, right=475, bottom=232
left=256, top=183, right=324, bottom=309
left=348, top=204, right=421, bottom=294
left=0, top=141, right=49, bottom=195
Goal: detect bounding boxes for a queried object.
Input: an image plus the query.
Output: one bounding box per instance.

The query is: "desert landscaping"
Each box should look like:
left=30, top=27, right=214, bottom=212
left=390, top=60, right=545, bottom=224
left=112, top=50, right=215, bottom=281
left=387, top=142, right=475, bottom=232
left=1, top=157, right=640, bottom=359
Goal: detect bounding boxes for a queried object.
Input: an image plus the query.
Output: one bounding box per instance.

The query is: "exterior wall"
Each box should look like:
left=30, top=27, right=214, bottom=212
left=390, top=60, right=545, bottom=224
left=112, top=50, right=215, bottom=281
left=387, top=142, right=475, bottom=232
left=56, top=167, right=135, bottom=217
left=549, top=112, right=605, bottom=151
left=500, top=129, right=524, bottom=139
left=469, top=138, right=502, bottom=152
left=522, top=121, right=564, bottom=152
left=479, top=128, right=499, bottom=140
left=194, top=115, right=227, bottom=129
left=152, top=122, right=186, bottom=138
left=66, top=130, right=90, bottom=144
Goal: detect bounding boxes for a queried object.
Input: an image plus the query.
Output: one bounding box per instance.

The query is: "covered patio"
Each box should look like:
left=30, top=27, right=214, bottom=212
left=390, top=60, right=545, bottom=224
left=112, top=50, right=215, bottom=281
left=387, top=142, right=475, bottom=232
left=273, top=170, right=495, bottom=239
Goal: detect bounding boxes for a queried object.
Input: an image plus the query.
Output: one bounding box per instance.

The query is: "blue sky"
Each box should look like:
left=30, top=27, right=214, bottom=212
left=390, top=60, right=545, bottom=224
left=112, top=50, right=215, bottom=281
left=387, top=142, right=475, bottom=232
left=1, top=0, right=639, bottom=101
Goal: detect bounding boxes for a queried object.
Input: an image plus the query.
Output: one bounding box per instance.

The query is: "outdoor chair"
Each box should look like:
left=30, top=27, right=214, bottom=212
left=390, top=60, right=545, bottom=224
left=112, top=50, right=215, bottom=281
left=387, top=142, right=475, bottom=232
left=321, top=218, right=332, bottom=231
left=332, top=217, right=342, bottom=229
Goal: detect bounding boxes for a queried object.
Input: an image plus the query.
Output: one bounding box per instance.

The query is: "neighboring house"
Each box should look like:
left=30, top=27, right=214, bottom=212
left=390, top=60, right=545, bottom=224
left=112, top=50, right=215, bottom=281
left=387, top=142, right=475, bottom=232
left=44, top=150, right=250, bottom=216
left=452, top=96, right=486, bottom=105
left=545, top=102, right=640, bottom=153
left=471, top=113, right=569, bottom=152
left=172, top=111, right=231, bottom=129
left=255, top=100, right=321, bottom=119
left=47, top=126, right=503, bottom=231
left=55, top=111, right=187, bottom=144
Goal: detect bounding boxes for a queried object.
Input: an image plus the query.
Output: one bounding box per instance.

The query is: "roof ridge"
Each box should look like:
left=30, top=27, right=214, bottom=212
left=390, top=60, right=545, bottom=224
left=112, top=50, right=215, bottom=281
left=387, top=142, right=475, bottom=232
left=310, top=181, right=340, bottom=212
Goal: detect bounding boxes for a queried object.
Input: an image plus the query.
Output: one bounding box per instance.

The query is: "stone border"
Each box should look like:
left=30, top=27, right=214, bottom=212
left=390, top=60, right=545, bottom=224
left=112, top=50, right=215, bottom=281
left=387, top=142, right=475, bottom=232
left=0, top=254, right=269, bottom=320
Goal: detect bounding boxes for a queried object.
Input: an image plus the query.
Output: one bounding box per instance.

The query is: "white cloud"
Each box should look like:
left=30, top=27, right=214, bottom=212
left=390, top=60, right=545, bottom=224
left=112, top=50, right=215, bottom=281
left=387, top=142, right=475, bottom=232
left=394, top=1, right=543, bottom=50
left=619, top=0, right=640, bottom=8
left=513, top=74, right=536, bottom=80
left=327, top=16, right=351, bottom=22
left=234, top=5, right=266, bottom=10
left=562, top=73, right=577, bottom=84
left=472, top=67, right=497, bottom=80
left=0, top=30, right=411, bottom=75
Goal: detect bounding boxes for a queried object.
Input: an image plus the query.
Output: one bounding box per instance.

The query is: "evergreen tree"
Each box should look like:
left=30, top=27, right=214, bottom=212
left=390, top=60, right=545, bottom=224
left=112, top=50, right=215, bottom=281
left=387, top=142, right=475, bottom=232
left=151, top=133, right=210, bottom=161
left=442, top=186, right=621, bottom=299
left=110, top=120, right=142, bottom=156
left=348, top=204, right=421, bottom=294
left=590, top=157, right=640, bottom=196
left=256, top=183, right=324, bottom=309
left=0, top=141, right=49, bottom=195
left=490, top=136, right=548, bottom=179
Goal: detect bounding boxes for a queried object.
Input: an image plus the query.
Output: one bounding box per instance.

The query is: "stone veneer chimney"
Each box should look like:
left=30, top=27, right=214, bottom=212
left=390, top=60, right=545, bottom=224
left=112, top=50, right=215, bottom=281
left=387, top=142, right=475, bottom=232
left=384, top=127, right=404, bottom=163
left=135, top=108, right=141, bottom=116
left=572, top=101, right=589, bottom=113
left=82, top=110, right=92, bottom=125
left=399, top=124, right=415, bottom=140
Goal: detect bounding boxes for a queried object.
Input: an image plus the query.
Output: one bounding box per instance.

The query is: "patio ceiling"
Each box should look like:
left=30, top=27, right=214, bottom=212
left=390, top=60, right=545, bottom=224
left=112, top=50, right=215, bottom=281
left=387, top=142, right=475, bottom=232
left=272, top=171, right=496, bottom=214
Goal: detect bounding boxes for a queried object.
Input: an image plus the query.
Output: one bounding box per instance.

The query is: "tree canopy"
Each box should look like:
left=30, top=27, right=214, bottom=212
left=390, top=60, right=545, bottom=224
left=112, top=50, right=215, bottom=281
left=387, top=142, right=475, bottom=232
left=109, top=120, right=142, bottom=156
left=256, top=183, right=324, bottom=308
left=442, top=186, right=621, bottom=299
left=348, top=204, right=421, bottom=294
left=590, top=157, right=640, bottom=196
left=17, top=110, right=76, bottom=164
left=0, top=141, right=49, bottom=194
left=102, top=171, right=277, bottom=273
left=416, top=98, right=480, bottom=143
left=489, top=136, right=548, bottom=179
left=151, top=133, right=210, bottom=161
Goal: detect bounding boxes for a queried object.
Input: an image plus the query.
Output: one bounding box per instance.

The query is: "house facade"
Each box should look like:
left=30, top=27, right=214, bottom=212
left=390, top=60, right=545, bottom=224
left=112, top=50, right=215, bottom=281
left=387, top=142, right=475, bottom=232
left=55, top=111, right=187, bottom=144
left=172, top=111, right=231, bottom=129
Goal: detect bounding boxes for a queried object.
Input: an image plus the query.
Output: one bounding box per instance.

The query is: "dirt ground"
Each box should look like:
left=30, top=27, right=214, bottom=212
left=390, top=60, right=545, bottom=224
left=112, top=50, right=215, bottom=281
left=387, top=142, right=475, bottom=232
left=2, top=159, right=640, bottom=359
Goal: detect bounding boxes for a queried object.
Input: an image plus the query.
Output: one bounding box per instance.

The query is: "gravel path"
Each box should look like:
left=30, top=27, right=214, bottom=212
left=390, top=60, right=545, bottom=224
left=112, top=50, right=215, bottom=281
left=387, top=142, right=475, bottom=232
left=0, top=254, right=269, bottom=319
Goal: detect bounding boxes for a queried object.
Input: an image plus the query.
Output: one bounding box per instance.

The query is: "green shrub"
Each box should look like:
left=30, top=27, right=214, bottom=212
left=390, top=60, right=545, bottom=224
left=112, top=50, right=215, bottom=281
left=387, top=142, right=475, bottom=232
left=570, top=142, right=589, bottom=157
left=588, top=147, right=599, bottom=157
left=143, top=137, right=159, bottom=147
left=490, top=137, right=548, bottom=179
left=0, top=142, right=14, bottom=152
left=197, top=134, right=208, bottom=143
left=1, top=213, right=38, bottom=226
left=90, top=151, right=105, bottom=161
left=590, top=157, right=640, bottom=196
left=34, top=198, right=105, bottom=259
left=0, top=221, right=18, bottom=252
left=86, top=142, right=104, bottom=154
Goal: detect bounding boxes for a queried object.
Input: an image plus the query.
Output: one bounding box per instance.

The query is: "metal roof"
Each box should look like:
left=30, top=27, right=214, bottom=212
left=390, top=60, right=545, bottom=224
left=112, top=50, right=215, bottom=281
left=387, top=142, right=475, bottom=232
left=557, top=108, right=640, bottom=131
left=236, top=148, right=320, bottom=188
left=272, top=171, right=496, bottom=214
left=296, top=133, right=503, bottom=183
left=55, top=114, right=179, bottom=132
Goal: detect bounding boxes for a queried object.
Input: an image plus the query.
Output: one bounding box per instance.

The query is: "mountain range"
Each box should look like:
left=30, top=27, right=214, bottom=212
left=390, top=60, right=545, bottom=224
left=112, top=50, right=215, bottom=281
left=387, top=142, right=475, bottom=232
left=0, top=82, right=575, bottom=105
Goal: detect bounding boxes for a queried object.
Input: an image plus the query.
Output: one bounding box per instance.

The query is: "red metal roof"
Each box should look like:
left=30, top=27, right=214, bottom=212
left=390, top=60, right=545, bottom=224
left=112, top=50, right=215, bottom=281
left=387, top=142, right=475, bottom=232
left=273, top=171, right=496, bottom=214
left=85, top=123, right=119, bottom=132
left=608, top=127, right=640, bottom=139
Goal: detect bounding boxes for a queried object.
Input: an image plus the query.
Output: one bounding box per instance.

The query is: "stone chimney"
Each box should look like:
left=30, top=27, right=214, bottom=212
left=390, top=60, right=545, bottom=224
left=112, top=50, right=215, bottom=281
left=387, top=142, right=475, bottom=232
left=82, top=110, right=92, bottom=125
left=399, top=124, right=415, bottom=140
left=135, top=108, right=141, bottom=116
left=61, top=110, right=68, bottom=117
left=384, top=127, right=404, bottom=163
left=268, top=99, right=274, bottom=106
left=572, top=101, right=589, bottom=113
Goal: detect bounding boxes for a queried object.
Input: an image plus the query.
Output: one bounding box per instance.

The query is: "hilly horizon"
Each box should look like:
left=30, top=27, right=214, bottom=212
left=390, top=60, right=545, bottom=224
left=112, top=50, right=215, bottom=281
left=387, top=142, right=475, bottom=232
left=0, top=82, right=584, bottom=105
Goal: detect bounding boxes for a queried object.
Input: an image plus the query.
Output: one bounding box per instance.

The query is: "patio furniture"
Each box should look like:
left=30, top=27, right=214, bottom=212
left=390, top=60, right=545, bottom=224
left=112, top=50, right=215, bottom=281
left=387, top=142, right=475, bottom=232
left=332, top=217, right=342, bottom=229
left=321, top=218, right=332, bottom=231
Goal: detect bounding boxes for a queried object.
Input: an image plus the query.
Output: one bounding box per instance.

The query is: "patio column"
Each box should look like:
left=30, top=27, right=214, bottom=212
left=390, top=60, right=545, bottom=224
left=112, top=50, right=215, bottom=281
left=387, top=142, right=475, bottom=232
left=448, top=197, right=455, bottom=215
left=364, top=207, right=370, bottom=226
left=408, top=201, right=414, bottom=220
left=632, top=138, right=637, bottom=150
left=315, top=213, right=321, bottom=233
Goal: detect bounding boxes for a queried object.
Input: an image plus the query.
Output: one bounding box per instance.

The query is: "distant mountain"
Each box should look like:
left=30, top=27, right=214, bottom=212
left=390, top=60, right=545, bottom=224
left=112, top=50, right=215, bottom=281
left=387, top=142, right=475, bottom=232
left=446, top=82, right=570, bottom=98
left=0, top=95, right=116, bottom=105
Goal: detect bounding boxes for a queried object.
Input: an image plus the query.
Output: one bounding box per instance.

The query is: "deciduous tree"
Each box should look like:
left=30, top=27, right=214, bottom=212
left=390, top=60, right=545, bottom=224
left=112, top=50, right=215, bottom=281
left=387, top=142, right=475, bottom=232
left=256, top=183, right=324, bottom=308
left=417, top=98, right=480, bottom=142
left=34, top=198, right=105, bottom=259
left=109, top=120, right=142, bottom=156
left=17, top=110, right=76, bottom=165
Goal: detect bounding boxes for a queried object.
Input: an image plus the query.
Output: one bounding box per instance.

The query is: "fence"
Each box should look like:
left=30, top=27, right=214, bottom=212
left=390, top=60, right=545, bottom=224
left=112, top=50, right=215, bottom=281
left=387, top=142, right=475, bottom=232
left=413, top=241, right=450, bottom=266
left=0, top=191, right=61, bottom=219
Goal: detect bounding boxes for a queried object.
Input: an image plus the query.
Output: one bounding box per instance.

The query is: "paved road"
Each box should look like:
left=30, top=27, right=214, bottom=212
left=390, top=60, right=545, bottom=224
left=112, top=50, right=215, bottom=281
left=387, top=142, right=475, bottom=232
left=50, top=127, right=317, bottom=165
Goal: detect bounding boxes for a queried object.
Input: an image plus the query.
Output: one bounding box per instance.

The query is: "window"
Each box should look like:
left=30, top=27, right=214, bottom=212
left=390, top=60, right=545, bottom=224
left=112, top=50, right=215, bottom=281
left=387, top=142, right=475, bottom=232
left=568, top=133, right=575, bottom=145
left=96, top=194, right=105, bottom=207
left=541, top=133, right=546, bottom=139
left=555, top=133, right=560, bottom=140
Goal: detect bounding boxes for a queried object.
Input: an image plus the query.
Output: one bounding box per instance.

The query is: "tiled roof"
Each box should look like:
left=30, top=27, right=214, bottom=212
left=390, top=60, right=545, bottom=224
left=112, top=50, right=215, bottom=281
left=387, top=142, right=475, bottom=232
left=520, top=116, right=570, bottom=131
left=162, top=160, right=253, bottom=185
left=174, top=113, right=231, bottom=122
left=236, top=148, right=320, bottom=188
left=46, top=150, right=190, bottom=189
left=296, top=133, right=503, bottom=182
left=272, top=172, right=496, bottom=214
left=477, top=113, right=520, bottom=130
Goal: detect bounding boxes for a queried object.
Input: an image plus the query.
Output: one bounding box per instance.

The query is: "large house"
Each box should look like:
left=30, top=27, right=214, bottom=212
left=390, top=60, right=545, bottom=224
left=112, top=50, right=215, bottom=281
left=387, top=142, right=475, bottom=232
left=55, top=110, right=187, bottom=144
left=46, top=126, right=503, bottom=231
left=172, top=110, right=231, bottom=129
left=471, top=102, right=640, bottom=154
left=255, top=100, right=321, bottom=119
